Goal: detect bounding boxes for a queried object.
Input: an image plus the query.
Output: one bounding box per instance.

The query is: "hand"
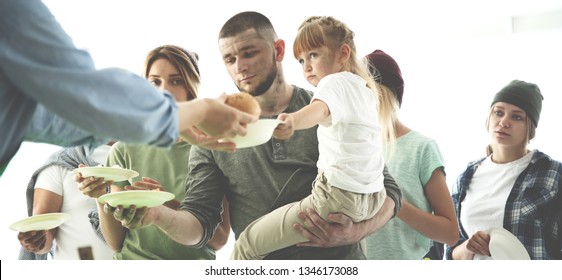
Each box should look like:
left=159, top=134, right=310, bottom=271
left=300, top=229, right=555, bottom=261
left=74, top=164, right=113, bottom=199
left=273, top=113, right=295, bottom=140
left=180, top=125, right=237, bottom=153
left=18, top=230, right=47, bottom=253
left=104, top=204, right=150, bottom=230
left=191, top=94, right=258, bottom=138
left=293, top=208, right=361, bottom=247
left=126, top=178, right=180, bottom=209
left=465, top=231, right=491, bottom=257
left=126, top=177, right=164, bottom=191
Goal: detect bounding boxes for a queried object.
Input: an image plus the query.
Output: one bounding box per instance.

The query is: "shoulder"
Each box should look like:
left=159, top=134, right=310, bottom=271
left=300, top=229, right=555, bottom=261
left=38, top=164, right=68, bottom=175
left=316, top=72, right=355, bottom=88
left=110, top=141, right=147, bottom=154
left=292, top=85, right=313, bottom=98
left=401, top=131, right=441, bottom=153
left=288, top=85, right=314, bottom=111
left=531, top=150, right=562, bottom=171
left=406, top=130, right=437, bottom=144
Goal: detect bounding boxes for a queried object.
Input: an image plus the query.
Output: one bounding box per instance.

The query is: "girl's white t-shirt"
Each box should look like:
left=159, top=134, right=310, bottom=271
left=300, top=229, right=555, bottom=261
left=313, top=72, right=384, bottom=194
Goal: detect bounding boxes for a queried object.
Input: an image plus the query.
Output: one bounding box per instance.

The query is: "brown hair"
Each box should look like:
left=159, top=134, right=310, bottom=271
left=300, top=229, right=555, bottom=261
left=219, top=11, right=277, bottom=42
left=143, top=45, right=200, bottom=101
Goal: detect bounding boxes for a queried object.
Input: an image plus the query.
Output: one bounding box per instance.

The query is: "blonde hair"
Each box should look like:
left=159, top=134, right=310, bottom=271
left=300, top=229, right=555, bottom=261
left=143, top=45, right=200, bottom=101
left=293, top=16, right=397, bottom=145
left=484, top=108, right=536, bottom=156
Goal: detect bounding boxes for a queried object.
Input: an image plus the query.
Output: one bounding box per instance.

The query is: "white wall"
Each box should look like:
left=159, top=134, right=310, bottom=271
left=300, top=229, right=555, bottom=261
left=1, top=0, right=561, bottom=261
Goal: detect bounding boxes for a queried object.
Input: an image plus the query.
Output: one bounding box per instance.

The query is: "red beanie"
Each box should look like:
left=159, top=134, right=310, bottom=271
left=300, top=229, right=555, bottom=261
left=365, top=50, right=404, bottom=107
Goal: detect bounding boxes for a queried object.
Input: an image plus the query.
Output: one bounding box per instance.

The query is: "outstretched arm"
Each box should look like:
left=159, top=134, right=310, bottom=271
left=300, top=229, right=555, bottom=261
left=274, top=100, right=329, bottom=140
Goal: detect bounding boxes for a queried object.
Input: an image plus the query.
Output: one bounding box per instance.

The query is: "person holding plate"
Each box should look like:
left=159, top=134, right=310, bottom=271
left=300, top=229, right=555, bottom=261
left=76, top=45, right=231, bottom=260
left=17, top=144, right=114, bottom=260
left=445, top=80, right=562, bottom=260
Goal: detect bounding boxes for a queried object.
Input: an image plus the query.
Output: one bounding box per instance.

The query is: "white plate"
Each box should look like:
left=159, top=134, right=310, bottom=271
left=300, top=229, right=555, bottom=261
left=9, top=213, right=71, bottom=232
left=488, top=227, right=531, bottom=260
left=73, top=166, right=139, bottom=182
left=98, top=190, right=175, bottom=208
left=223, top=119, right=281, bottom=148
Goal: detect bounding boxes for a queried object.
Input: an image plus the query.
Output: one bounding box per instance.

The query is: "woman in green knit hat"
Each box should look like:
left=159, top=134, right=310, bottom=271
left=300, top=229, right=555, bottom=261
left=446, top=80, right=562, bottom=260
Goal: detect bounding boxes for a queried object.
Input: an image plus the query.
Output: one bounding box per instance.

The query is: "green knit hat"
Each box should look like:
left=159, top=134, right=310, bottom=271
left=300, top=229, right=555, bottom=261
left=491, top=80, right=543, bottom=127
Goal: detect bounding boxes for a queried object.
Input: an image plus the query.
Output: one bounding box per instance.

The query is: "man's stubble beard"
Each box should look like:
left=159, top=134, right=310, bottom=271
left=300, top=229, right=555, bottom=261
left=237, top=57, right=278, bottom=98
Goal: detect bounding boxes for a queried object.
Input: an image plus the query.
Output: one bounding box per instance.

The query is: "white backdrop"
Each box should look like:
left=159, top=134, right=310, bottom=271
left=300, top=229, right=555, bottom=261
left=1, top=0, right=561, bottom=264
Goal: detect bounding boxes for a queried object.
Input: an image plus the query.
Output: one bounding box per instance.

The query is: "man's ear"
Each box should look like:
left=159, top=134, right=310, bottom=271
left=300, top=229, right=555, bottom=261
left=274, top=39, right=285, bottom=62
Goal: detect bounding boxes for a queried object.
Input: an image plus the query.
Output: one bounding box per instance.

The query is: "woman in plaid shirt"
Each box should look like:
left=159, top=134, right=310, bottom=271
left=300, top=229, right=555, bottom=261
left=446, top=80, right=561, bottom=260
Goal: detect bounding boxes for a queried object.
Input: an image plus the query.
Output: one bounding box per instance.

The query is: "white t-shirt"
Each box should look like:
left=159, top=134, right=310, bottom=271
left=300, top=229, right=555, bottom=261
left=460, top=150, right=534, bottom=260
left=313, top=72, right=384, bottom=193
left=34, top=145, right=113, bottom=260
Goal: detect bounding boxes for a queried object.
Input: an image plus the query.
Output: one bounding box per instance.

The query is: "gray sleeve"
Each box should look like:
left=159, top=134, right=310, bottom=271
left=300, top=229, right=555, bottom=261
left=178, top=146, right=226, bottom=248
left=383, top=165, right=402, bottom=218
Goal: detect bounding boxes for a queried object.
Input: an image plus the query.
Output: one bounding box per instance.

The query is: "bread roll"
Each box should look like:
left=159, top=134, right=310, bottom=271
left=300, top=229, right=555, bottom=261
left=225, top=92, right=261, bottom=117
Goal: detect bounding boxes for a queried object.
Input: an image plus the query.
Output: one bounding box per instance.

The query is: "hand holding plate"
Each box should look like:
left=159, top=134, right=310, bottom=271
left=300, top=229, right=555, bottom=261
left=18, top=230, right=47, bottom=253
left=126, top=178, right=180, bottom=209
left=126, top=177, right=165, bottom=191
left=273, top=113, right=295, bottom=140
left=465, top=231, right=491, bottom=257
left=77, top=175, right=113, bottom=199
left=112, top=205, right=148, bottom=230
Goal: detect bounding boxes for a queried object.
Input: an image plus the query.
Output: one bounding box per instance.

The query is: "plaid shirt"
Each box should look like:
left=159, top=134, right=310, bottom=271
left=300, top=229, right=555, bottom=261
left=446, top=150, right=562, bottom=260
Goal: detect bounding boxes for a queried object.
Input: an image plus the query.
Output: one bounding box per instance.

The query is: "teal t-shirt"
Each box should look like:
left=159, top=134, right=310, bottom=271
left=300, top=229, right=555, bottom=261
left=107, top=141, right=215, bottom=260
left=365, top=131, right=444, bottom=259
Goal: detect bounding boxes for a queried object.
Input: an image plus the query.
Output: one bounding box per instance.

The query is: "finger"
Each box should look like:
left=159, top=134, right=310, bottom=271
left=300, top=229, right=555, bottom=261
left=121, top=205, right=137, bottom=227
left=128, top=206, right=148, bottom=229
left=103, top=203, right=116, bottom=214
left=26, top=231, right=47, bottom=248
left=74, top=172, right=84, bottom=183
left=34, top=237, right=47, bottom=252
left=305, top=208, right=329, bottom=236
left=326, top=213, right=352, bottom=225
left=17, top=231, right=35, bottom=240
left=297, top=210, right=326, bottom=240
left=293, top=223, right=319, bottom=247
left=202, top=141, right=237, bottom=152
left=141, top=177, right=161, bottom=185
left=237, top=111, right=258, bottom=126
left=78, top=177, right=102, bottom=192
left=113, top=205, right=125, bottom=220
left=216, top=93, right=228, bottom=102
left=131, top=181, right=157, bottom=190
left=468, top=237, right=489, bottom=256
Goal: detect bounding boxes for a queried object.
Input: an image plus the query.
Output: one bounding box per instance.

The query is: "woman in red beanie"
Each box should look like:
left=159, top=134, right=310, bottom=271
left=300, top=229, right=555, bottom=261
left=363, top=50, right=459, bottom=260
